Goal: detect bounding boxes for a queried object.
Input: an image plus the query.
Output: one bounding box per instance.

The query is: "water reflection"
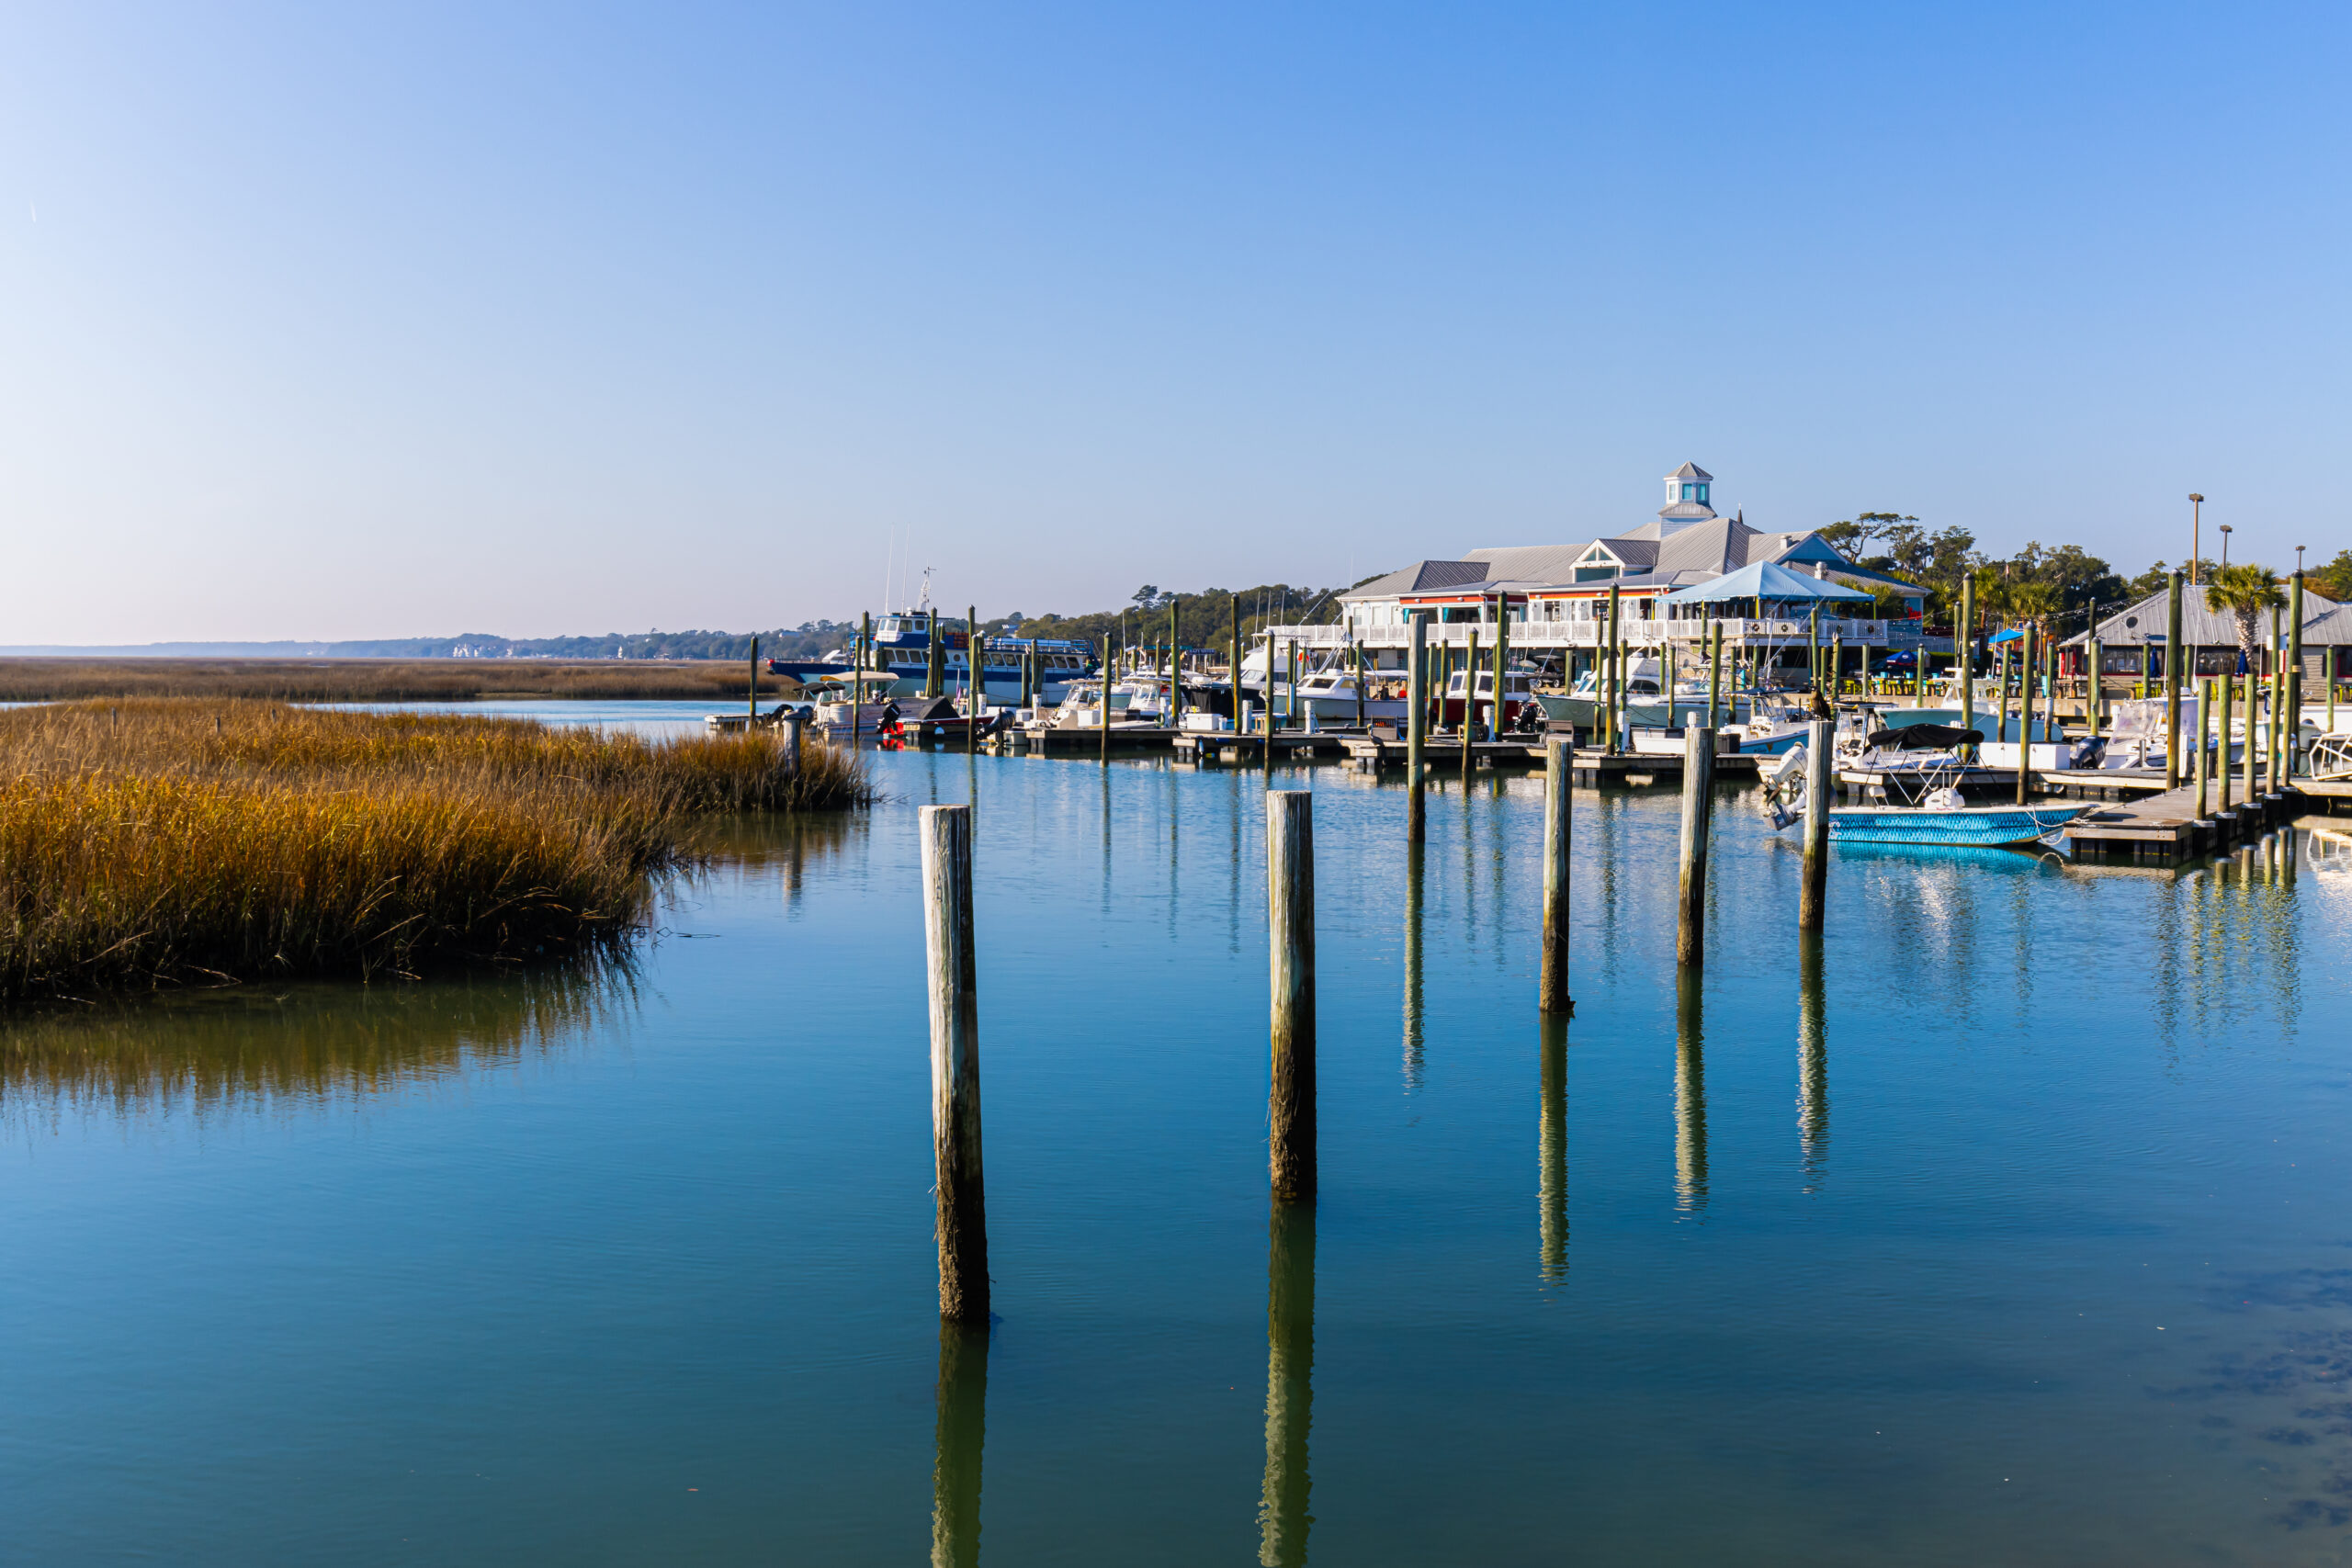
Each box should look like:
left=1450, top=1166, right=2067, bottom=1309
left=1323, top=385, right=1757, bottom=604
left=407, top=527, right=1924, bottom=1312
left=1673, top=973, right=1707, bottom=1217
left=1797, top=935, right=1829, bottom=1193
left=1257, top=1201, right=1316, bottom=1568
left=0, top=962, right=633, bottom=1114
left=1538, top=1013, right=1567, bottom=1283
left=931, top=1322, right=989, bottom=1568
left=1403, top=842, right=1426, bottom=1094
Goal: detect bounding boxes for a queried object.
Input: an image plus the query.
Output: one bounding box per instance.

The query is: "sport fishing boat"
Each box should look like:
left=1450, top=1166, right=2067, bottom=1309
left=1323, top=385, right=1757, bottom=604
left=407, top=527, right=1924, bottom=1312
left=1759, top=740, right=2087, bottom=848
left=769, top=599, right=1095, bottom=704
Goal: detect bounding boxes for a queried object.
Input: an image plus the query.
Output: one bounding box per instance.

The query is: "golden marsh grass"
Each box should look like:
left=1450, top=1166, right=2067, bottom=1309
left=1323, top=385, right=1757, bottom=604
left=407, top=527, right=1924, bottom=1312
left=0, top=700, right=871, bottom=999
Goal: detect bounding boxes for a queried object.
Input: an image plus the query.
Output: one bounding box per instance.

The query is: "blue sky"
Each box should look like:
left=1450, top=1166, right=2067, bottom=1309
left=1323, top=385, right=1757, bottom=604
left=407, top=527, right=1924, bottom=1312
left=2, top=2, right=2344, bottom=641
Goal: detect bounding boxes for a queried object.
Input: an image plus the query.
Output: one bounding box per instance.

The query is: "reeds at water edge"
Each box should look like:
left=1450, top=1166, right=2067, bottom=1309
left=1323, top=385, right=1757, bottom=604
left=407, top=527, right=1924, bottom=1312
left=0, top=700, right=873, bottom=999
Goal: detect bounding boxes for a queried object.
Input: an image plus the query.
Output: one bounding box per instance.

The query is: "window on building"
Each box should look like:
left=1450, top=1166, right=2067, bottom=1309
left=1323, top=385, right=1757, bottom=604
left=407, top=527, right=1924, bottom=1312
left=1696, top=484, right=1709, bottom=503
left=1681, top=484, right=1695, bottom=501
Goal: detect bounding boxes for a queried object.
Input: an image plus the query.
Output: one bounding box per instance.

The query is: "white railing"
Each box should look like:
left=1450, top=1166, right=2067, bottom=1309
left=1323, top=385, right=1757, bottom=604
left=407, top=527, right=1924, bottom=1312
left=1255, top=618, right=1917, bottom=650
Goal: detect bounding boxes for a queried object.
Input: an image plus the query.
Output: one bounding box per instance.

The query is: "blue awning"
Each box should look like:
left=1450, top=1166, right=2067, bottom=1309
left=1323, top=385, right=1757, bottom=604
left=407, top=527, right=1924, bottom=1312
left=1658, top=559, right=1876, bottom=606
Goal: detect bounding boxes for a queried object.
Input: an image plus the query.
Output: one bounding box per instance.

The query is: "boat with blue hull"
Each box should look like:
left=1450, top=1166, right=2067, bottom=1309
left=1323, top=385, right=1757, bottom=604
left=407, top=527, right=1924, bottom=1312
left=1826, top=803, right=2087, bottom=848
left=769, top=606, right=1096, bottom=703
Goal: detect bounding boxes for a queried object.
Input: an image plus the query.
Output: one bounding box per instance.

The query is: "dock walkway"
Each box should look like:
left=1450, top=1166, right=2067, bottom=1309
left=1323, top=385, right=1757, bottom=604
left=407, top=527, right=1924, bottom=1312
left=2063, top=782, right=2301, bottom=862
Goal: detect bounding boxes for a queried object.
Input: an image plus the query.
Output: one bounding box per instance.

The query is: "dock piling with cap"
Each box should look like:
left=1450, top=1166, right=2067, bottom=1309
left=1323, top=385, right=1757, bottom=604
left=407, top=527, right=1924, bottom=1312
left=1799, top=719, right=1832, bottom=933
left=1677, top=727, right=1714, bottom=967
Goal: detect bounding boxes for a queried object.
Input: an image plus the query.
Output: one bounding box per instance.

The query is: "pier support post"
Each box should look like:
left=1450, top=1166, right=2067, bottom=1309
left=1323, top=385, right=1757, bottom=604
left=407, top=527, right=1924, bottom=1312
left=1799, top=719, right=1832, bottom=934
left=780, top=714, right=804, bottom=781
left=2164, top=571, right=2184, bottom=789
left=2193, top=677, right=2211, bottom=819
left=2286, top=570, right=2307, bottom=779
left=2016, top=625, right=2037, bottom=807
left=1958, top=576, right=1976, bottom=737
left=1677, top=727, right=1714, bottom=967
left=1464, top=626, right=1480, bottom=781
left=2218, top=670, right=2235, bottom=814
left=1100, top=635, right=1113, bottom=763
left=2243, top=666, right=2258, bottom=802
left=920, top=805, right=989, bottom=1324
left=1706, top=621, right=1724, bottom=731
left=1267, top=790, right=1317, bottom=1202
left=1540, top=737, right=1573, bottom=1013
left=2086, top=636, right=2103, bottom=743
left=1407, top=615, right=1428, bottom=842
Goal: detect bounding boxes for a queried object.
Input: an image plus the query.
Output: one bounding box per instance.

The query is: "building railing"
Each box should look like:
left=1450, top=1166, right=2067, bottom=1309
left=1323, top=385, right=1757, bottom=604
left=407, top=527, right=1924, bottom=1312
left=1257, top=618, right=1921, bottom=650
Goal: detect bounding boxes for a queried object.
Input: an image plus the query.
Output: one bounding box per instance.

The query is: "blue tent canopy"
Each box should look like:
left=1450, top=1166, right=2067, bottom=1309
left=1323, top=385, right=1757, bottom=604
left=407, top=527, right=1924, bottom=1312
left=1658, top=559, right=1875, bottom=607
left=1986, top=627, right=2025, bottom=644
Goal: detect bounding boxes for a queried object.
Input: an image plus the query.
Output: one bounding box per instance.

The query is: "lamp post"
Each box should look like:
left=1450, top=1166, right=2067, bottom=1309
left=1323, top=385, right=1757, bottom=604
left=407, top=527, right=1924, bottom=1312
left=2219, top=525, right=2233, bottom=572
left=2188, top=494, right=2204, bottom=585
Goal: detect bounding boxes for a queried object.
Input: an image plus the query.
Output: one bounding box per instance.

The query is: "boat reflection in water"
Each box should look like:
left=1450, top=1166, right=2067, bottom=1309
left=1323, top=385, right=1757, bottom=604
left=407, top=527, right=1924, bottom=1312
left=1257, top=1201, right=1316, bottom=1568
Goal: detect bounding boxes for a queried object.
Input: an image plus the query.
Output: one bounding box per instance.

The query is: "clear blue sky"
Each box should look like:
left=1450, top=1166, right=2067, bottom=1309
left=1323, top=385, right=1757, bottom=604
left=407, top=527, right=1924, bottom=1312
left=3, top=2, right=2344, bottom=641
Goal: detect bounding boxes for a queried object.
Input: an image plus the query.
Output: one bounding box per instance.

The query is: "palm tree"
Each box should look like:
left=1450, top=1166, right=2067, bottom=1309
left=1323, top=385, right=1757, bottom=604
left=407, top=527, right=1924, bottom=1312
left=2010, top=580, right=2062, bottom=634
left=2204, top=564, right=2286, bottom=670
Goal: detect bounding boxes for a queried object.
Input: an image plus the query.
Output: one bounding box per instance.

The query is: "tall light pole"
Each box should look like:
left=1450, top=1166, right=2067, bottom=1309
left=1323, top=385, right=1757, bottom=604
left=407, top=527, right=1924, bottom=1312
left=2219, top=524, right=2233, bottom=572
left=2188, top=494, right=2205, bottom=585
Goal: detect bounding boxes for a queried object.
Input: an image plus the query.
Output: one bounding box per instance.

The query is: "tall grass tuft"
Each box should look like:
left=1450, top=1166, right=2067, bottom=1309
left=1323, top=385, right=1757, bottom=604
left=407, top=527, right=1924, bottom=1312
left=0, top=700, right=872, bottom=999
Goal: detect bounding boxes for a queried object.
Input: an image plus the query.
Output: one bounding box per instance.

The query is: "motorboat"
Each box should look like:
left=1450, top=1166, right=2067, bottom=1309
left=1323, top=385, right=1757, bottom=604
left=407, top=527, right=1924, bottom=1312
left=1759, top=740, right=2086, bottom=848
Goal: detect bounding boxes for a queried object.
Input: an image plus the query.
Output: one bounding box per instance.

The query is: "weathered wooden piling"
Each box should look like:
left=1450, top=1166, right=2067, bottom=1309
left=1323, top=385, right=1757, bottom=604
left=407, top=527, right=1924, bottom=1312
left=2086, top=636, right=2103, bottom=742
left=2164, top=571, right=2185, bottom=789
left=748, top=635, right=760, bottom=719
left=2193, top=677, right=2211, bottom=818
left=920, top=805, right=989, bottom=1324
left=780, top=714, right=804, bottom=780
left=931, top=1321, right=989, bottom=1568
left=1267, top=790, right=1317, bottom=1203
left=1706, top=621, right=1724, bottom=730
left=1407, top=615, right=1428, bottom=843
left=2243, top=666, right=2258, bottom=799
left=1677, top=727, right=1714, bottom=967
left=1464, top=626, right=1480, bottom=779
left=1540, top=737, right=1573, bottom=1013
left=928, top=622, right=944, bottom=698
left=1257, top=1200, right=1315, bottom=1568
left=1493, top=594, right=1510, bottom=740
left=966, top=604, right=980, bottom=714
left=1603, top=583, right=1623, bottom=751
left=1100, top=635, right=1113, bottom=763
left=1799, top=719, right=1831, bottom=933
left=2217, top=671, right=2235, bottom=814
left=1958, top=576, right=1976, bottom=736
left=856, top=613, right=872, bottom=746
left=2016, top=625, right=2037, bottom=807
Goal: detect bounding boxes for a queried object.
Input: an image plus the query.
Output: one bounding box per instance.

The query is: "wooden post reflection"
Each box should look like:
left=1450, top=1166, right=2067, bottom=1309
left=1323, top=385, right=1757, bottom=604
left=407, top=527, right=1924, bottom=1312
left=931, top=1321, right=989, bottom=1568
left=1403, top=841, right=1426, bottom=1093
left=1257, top=1202, right=1316, bottom=1568
left=1673, top=972, right=1707, bottom=1215
left=1539, top=1012, right=1568, bottom=1283
left=1798, top=933, right=1829, bottom=1193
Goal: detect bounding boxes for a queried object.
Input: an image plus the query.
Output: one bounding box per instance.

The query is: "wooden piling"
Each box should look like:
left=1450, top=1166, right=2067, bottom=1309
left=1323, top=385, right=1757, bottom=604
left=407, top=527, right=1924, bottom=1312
left=1799, top=719, right=1831, bottom=934
left=748, top=635, right=760, bottom=719
left=1540, top=737, right=1573, bottom=1013
left=1351, top=641, right=1366, bottom=729
left=2086, top=636, right=2103, bottom=743
left=966, top=604, right=980, bottom=715
left=1463, top=626, right=1480, bottom=779
left=1494, top=594, right=1510, bottom=739
left=1267, top=790, right=1317, bottom=1203
left=2243, top=665, right=2258, bottom=799
left=1603, top=583, right=1623, bottom=752
left=780, top=714, right=803, bottom=780
left=1958, top=576, right=1976, bottom=736
left=2016, top=625, right=2037, bottom=807
left=1407, top=615, right=1428, bottom=843
left=1100, top=635, right=1113, bottom=762
left=2193, top=676, right=2211, bottom=818
left=1230, top=597, right=1243, bottom=734
left=1677, top=727, right=1714, bottom=967
left=2164, top=571, right=2184, bottom=789
left=920, top=805, right=989, bottom=1324
left=856, top=613, right=872, bottom=747
left=1707, top=621, right=1724, bottom=730
left=2218, top=670, right=2234, bottom=814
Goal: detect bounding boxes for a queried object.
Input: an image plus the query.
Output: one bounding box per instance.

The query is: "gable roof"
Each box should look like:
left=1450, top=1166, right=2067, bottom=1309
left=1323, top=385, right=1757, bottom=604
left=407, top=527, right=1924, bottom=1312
left=2063, top=585, right=2350, bottom=647
left=1339, top=559, right=1490, bottom=601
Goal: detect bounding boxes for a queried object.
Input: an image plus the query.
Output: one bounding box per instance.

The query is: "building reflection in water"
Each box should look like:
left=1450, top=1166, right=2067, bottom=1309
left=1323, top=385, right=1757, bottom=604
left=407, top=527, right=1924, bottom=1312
left=1674, top=972, right=1707, bottom=1216
left=931, top=1321, right=989, bottom=1568
left=1402, top=841, right=1426, bottom=1094
left=1257, top=1201, right=1316, bottom=1568
left=1798, top=934, right=1829, bottom=1192
left=1538, top=1012, right=1567, bottom=1283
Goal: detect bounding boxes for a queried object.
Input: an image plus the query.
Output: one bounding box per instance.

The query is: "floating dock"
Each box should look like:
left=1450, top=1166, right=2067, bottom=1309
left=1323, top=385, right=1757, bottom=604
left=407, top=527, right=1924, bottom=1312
left=2063, top=784, right=2304, bottom=862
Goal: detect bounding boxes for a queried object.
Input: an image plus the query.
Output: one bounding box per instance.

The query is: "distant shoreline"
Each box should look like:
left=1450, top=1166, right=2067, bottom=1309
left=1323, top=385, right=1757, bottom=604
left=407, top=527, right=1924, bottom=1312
left=0, top=658, right=802, bottom=704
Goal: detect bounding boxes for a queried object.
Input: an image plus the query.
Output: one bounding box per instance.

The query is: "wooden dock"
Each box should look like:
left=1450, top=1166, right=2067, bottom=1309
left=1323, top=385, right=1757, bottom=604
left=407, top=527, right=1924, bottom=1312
left=1336, top=734, right=1758, bottom=784
left=2063, top=784, right=2302, bottom=862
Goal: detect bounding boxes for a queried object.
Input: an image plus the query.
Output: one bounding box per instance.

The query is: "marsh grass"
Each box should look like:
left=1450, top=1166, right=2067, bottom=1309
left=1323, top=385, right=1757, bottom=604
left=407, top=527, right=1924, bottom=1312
left=0, top=700, right=872, bottom=999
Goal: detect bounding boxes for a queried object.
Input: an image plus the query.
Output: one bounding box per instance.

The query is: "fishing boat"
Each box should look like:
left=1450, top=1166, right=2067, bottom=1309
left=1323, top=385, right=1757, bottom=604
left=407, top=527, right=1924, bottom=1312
left=1760, top=740, right=2087, bottom=848
left=772, top=594, right=1094, bottom=703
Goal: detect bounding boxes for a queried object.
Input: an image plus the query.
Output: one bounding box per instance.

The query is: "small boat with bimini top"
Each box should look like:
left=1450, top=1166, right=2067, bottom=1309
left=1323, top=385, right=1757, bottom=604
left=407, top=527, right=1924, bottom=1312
left=1759, top=738, right=2087, bottom=849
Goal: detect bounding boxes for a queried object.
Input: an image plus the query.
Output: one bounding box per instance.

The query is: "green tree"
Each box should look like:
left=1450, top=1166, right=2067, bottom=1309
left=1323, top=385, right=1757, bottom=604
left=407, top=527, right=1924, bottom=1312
left=1821, top=512, right=1917, bottom=563
left=2203, top=564, right=2287, bottom=667
left=2313, top=548, right=2352, bottom=604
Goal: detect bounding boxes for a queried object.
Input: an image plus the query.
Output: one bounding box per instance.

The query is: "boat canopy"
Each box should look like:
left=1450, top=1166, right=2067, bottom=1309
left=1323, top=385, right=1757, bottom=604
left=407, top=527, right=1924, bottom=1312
left=1865, top=723, right=1984, bottom=750
left=1659, top=560, right=1875, bottom=607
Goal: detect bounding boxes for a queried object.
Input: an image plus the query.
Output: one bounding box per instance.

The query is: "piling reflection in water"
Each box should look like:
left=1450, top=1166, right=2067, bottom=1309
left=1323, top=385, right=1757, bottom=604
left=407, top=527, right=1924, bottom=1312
left=1797, top=935, right=1829, bottom=1193
left=1673, top=972, right=1708, bottom=1216
left=1538, top=1013, right=1568, bottom=1284
left=1257, top=1201, right=1316, bottom=1568
left=930, top=1321, right=989, bottom=1568
left=1402, top=841, right=1426, bottom=1094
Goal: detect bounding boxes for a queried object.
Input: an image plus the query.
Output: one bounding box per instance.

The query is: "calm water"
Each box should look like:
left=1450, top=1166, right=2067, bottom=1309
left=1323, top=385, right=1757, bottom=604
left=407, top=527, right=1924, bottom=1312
left=6, top=730, right=2351, bottom=1566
